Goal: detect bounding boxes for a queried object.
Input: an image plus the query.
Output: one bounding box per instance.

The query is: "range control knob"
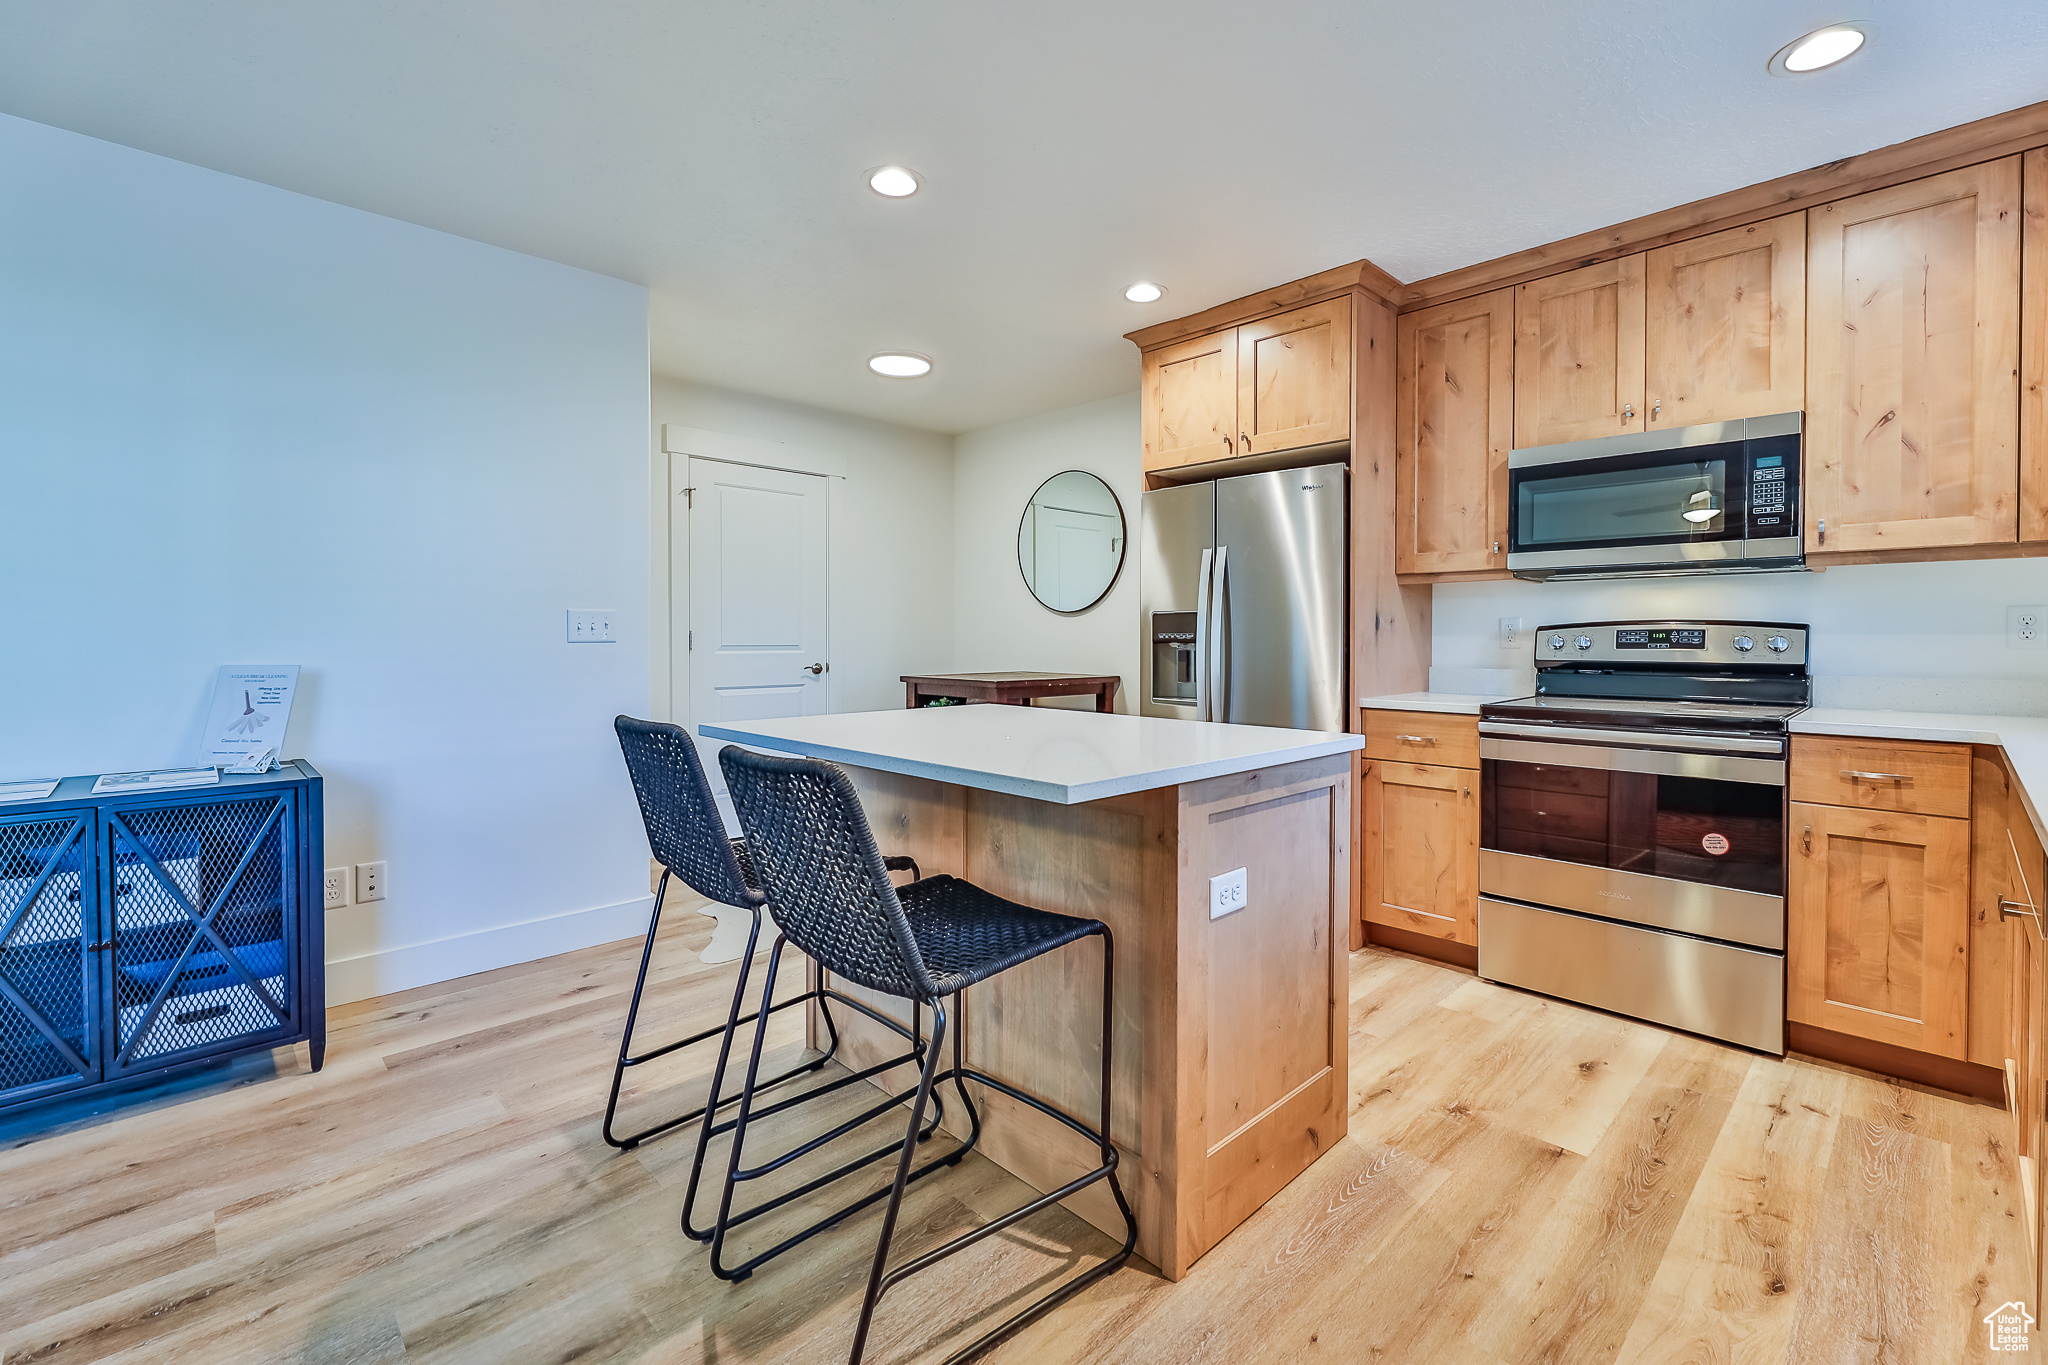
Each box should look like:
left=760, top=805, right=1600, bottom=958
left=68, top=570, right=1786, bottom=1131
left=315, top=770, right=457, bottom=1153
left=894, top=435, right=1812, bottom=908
left=1547, top=634, right=1566, bottom=651
left=1732, top=634, right=1754, bottom=652
left=1766, top=635, right=1791, bottom=654
left=1574, top=634, right=1594, bottom=652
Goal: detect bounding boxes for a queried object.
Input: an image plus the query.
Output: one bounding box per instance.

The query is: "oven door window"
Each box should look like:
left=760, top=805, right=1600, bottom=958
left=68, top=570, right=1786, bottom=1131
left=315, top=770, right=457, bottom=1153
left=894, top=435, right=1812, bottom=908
left=1510, top=447, right=1741, bottom=554
left=1481, top=758, right=1782, bottom=896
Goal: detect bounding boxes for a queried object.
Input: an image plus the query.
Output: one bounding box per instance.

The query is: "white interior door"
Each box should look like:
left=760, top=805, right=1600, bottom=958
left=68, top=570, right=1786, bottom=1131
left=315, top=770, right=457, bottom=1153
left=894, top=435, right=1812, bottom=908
left=685, top=457, right=830, bottom=822
left=1031, top=504, right=1122, bottom=611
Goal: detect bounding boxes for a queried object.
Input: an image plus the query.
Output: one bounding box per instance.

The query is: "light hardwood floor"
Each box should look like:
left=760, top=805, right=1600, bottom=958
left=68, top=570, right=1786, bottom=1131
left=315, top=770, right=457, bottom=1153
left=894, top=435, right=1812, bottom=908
left=0, top=903, right=2031, bottom=1364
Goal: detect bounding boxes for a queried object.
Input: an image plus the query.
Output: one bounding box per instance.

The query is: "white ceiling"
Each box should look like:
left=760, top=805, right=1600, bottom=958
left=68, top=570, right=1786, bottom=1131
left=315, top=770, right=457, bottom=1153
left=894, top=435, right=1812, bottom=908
left=2, top=2, right=2045, bottom=434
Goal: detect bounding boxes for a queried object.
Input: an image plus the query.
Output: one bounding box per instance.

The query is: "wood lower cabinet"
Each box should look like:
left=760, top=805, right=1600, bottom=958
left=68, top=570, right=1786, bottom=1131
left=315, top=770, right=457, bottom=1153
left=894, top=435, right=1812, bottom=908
left=1394, top=290, right=1511, bottom=576
left=1362, top=756, right=1478, bottom=946
left=1142, top=328, right=1238, bottom=471
left=1140, top=298, right=1352, bottom=478
left=1806, top=157, right=2022, bottom=555
left=1514, top=255, right=1646, bottom=448
left=1789, top=799, right=1971, bottom=1058
left=1644, top=212, right=1806, bottom=429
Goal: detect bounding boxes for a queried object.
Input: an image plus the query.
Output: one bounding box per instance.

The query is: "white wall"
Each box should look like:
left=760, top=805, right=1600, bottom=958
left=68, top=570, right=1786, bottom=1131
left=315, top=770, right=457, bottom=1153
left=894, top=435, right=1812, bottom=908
left=0, top=113, right=652, bottom=1004
left=952, top=392, right=1143, bottom=709
left=650, top=377, right=956, bottom=718
left=1432, top=558, right=2048, bottom=713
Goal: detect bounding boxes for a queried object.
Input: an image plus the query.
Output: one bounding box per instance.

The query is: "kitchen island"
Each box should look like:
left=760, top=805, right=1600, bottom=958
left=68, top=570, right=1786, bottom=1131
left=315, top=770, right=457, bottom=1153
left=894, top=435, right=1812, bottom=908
left=701, top=705, right=1362, bottom=1279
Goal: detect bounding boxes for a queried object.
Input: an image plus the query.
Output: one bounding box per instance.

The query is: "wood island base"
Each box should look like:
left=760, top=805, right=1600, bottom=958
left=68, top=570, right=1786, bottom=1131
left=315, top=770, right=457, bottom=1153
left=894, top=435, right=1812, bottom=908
left=813, top=753, right=1353, bottom=1280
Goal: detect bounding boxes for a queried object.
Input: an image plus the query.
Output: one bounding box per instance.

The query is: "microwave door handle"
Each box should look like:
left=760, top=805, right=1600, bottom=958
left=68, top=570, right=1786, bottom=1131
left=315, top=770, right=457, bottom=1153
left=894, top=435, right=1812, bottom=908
left=1194, top=548, right=1215, bottom=722
left=1211, top=545, right=1229, bottom=723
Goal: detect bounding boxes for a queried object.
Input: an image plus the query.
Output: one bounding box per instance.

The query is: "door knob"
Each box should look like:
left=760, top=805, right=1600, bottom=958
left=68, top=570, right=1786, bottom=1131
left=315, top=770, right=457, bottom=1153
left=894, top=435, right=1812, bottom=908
left=804, top=662, right=826, bottom=675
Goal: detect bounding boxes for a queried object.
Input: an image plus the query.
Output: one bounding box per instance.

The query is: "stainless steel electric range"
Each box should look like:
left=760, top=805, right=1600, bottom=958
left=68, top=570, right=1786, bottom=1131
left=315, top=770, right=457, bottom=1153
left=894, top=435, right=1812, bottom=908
left=1477, top=620, right=1810, bottom=1054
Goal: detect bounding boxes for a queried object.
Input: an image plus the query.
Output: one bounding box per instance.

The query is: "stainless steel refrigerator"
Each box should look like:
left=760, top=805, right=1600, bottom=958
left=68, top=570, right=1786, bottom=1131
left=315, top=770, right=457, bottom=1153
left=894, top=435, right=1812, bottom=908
left=1140, top=462, right=1347, bottom=730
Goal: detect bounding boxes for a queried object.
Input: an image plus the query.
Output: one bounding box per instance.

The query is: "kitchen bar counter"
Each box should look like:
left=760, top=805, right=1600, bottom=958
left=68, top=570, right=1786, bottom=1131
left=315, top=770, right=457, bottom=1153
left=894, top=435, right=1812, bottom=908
left=703, top=704, right=1360, bottom=804
left=698, top=706, right=1358, bottom=1279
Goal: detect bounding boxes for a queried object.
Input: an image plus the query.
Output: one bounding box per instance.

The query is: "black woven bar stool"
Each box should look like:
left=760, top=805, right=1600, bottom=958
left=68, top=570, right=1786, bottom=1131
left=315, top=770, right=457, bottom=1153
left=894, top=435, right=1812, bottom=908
left=716, top=746, right=1137, bottom=1365
left=606, top=718, right=932, bottom=1241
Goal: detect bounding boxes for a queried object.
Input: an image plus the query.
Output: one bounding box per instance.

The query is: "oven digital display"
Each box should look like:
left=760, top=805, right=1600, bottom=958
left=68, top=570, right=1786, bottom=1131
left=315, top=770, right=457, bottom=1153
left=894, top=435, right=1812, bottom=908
left=1614, top=628, right=1707, bottom=649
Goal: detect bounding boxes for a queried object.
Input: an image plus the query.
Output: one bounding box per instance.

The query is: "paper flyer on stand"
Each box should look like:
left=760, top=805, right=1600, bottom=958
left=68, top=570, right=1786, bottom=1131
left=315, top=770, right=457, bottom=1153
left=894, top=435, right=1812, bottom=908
left=201, top=665, right=300, bottom=770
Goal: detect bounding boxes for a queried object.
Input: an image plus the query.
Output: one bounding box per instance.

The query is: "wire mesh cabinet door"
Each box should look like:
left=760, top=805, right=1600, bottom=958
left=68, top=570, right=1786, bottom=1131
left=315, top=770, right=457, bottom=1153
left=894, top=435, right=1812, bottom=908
left=0, top=811, right=99, bottom=1105
left=102, top=789, right=298, bottom=1077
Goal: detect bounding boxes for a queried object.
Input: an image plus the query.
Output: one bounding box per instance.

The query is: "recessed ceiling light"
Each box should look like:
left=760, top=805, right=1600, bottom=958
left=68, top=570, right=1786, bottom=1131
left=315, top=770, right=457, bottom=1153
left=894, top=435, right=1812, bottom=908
left=1769, top=22, right=1871, bottom=76
left=868, top=352, right=932, bottom=378
left=1124, top=282, right=1165, bottom=303
left=868, top=166, right=921, bottom=198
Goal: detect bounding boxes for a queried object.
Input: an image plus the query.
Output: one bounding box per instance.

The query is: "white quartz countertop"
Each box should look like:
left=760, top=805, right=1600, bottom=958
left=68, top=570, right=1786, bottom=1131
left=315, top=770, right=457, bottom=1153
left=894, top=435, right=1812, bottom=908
left=1793, top=707, right=2048, bottom=843
left=700, top=705, right=1363, bottom=805
left=1357, top=692, right=1512, bottom=716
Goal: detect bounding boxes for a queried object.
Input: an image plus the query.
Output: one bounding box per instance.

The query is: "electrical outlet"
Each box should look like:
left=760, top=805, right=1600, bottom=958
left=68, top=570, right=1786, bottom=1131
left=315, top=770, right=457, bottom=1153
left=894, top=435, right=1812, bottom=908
left=1210, top=866, right=1249, bottom=920
left=1500, top=616, right=1523, bottom=649
left=567, top=608, right=617, bottom=643
left=2009, top=605, right=2046, bottom=649
left=355, top=860, right=387, bottom=902
left=323, top=867, right=349, bottom=909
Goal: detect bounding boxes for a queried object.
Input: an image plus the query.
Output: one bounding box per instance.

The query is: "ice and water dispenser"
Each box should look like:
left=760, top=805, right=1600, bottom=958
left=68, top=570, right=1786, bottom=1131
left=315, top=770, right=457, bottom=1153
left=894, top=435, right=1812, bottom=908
left=1150, top=611, right=1198, bottom=706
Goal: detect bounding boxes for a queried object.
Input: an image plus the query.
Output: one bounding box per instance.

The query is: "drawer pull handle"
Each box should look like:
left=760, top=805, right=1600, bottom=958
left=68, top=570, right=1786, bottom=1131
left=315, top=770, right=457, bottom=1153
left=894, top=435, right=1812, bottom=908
left=1841, top=769, right=1910, bottom=782
left=1395, top=734, right=1436, bottom=744
left=2000, top=896, right=2037, bottom=921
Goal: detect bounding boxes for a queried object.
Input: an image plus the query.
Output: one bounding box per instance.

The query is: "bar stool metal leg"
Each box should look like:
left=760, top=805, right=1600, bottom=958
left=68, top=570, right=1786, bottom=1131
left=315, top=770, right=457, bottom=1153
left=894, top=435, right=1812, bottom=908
left=705, top=936, right=960, bottom=1280
left=848, top=927, right=1136, bottom=1365
left=600, top=870, right=832, bottom=1153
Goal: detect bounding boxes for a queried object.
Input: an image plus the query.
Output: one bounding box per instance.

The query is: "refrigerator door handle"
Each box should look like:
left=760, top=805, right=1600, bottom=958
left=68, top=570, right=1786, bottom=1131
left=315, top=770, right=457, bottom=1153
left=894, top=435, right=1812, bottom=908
left=1194, top=548, right=1215, bottom=722
left=1209, top=544, right=1229, bottom=723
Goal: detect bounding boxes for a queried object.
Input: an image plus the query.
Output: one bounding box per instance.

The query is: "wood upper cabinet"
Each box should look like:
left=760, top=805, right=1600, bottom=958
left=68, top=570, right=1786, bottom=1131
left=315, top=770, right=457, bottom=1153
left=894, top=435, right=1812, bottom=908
left=1363, top=758, right=1478, bottom=946
left=1513, top=255, right=1646, bottom=448
left=1395, top=290, right=1512, bottom=575
left=1140, top=298, right=1353, bottom=477
left=2024, top=147, right=2048, bottom=544
left=1142, top=328, right=1238, bottom=472
left=1806, top=157, right=2022, bottom=554
left=1789, top=800, right=1971, bottom=1058
left=1644, top=213, right=1806, bottom=428
left=1237, top=296, right=1351, bottom=456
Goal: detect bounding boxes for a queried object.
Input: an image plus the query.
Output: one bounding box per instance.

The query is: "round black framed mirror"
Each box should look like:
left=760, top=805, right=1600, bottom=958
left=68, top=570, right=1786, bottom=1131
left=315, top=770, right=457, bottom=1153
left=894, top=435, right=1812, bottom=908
left=1016, top=470, right=1126, bottom=614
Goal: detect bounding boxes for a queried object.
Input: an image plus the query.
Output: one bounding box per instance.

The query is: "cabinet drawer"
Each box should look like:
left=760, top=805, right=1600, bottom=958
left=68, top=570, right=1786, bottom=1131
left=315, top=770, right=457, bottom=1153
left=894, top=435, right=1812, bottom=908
left=1364, top=710, right=1480, bottom=769
left=1789, top=736, right=1971, bottom=818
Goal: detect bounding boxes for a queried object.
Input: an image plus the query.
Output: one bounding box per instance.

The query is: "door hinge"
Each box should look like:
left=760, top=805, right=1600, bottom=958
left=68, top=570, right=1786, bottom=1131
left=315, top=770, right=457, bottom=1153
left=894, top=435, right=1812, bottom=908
left=1817, top=518, right=1825, bottom=546
left=688, top=630, right=694, bottom=651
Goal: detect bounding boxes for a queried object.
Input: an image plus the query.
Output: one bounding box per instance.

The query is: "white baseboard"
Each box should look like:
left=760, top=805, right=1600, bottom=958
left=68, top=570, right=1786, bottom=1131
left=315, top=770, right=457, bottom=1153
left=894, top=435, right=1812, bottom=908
left=323, top=894, right=655, bottom=1006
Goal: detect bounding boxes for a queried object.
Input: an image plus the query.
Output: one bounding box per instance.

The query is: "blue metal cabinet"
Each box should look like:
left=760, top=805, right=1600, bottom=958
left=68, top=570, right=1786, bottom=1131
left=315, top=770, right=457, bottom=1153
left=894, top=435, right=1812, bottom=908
left=0, top=762, right=324, bottom=1118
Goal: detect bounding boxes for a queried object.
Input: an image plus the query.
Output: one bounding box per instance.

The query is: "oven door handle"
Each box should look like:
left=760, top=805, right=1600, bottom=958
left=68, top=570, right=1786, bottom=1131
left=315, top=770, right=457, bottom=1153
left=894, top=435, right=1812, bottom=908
left=1477, top=721, right=1785, bottom=755
left=1478, top=734, right=1786, bottom=786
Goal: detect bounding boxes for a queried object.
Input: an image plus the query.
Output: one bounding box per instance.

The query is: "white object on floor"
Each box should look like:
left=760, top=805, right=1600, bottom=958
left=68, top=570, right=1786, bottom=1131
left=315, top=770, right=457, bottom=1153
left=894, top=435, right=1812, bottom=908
left=697, top=901, right=778, bottom=966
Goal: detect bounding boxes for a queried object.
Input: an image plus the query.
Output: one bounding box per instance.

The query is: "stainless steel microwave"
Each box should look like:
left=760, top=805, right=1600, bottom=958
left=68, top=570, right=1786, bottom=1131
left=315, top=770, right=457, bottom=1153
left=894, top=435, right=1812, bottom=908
left=1506, top=412, right=1802, bottom=580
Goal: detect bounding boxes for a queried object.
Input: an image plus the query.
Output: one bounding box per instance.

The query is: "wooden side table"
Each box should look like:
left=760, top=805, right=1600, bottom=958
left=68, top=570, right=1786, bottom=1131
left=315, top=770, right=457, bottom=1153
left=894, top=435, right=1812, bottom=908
left=901, top=671, right=1121, bottom=713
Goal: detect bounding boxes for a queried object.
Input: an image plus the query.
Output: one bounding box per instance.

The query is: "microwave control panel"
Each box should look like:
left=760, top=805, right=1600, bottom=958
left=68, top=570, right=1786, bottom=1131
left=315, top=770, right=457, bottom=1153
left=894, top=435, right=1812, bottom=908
left=1744, top=435, right=1799, bottom=538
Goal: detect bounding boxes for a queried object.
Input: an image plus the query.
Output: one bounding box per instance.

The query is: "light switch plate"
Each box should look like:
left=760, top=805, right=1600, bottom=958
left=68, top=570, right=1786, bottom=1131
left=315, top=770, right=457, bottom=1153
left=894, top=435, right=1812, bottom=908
left=1210, top=866, right=1248, bottom=920
left=567, top=608, right=617, bottom=643
left=355, top=860, right=387, bottom=902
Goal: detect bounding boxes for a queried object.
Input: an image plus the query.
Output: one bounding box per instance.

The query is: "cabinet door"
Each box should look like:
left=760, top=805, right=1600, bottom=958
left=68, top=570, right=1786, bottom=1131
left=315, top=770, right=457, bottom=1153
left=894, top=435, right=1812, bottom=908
left=1513, top=255, right=1646, bottom=448
left=2024, top=147, right=2048, bottom=543
left=0, top=810, right=98, bottom=1106
left=102, top=790, right=298, bottom=1076
left=1363, top=759, right=1477, bottom=945
left=1645, top=212, right=1806, bottom=429
left=1142, top=327, right=1238, bottom=473
left=1237, top=297, right=1351, bottom=456
left=1970, top=751, right=2024, bottom=1072
left=1396, top=290, right=1512, bottom=575
left=1789, top=801, right=1970, bottom=1058
left=1806, top=158, right=2022, bottom=554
